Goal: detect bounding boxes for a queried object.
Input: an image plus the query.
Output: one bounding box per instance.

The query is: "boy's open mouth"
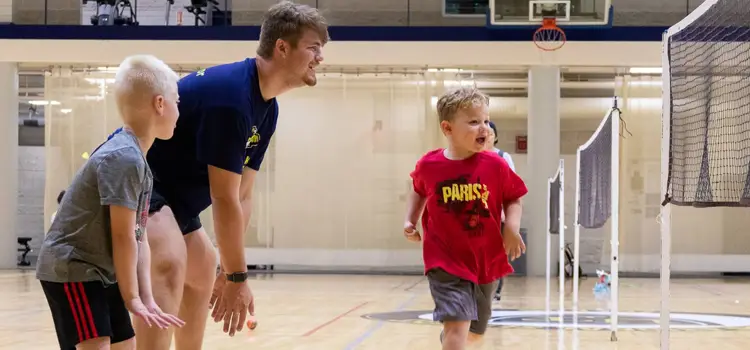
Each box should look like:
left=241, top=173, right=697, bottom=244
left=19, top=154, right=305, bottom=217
left=476, top=136, right=486, bottom=144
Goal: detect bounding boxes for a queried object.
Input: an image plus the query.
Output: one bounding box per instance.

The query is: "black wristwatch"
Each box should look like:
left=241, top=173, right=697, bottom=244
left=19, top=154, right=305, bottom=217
left=225, top=271, right=248, bottom=283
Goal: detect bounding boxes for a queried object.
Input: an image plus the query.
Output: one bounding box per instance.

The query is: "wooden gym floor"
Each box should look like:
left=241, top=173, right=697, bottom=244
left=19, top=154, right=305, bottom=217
left=1, top=269, right=749, bottom=349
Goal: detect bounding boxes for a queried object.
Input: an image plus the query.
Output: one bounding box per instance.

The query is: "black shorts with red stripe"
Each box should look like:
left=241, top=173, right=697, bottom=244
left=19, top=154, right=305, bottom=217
left=40, top=280, right=134, bottom=349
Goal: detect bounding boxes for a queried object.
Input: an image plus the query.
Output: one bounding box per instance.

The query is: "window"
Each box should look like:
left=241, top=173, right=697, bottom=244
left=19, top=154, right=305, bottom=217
left=443, top=0, right=489, bottom=16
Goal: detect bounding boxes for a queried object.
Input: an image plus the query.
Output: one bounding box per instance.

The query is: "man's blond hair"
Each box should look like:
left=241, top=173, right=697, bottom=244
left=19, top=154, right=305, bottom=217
left=436, top=87, right=490, bottom=122
left=114, top=54, right=179, bottom=113
left=256, top=1, right=330, bottom=59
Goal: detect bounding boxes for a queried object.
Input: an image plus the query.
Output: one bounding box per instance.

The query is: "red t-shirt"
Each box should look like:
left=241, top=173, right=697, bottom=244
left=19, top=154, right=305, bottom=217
left=410, top=149, right=528, bottom=285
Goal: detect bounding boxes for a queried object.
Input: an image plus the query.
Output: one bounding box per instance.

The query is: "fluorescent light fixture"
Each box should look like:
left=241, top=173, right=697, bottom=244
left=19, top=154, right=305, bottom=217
left=60, top=109, right=72, bottom=114
left=427, top=68, right=463, bottom=73
left=29, top=100, right=61, bottom=106
left=85, top=78, right=115, bottom=84
left=629, top=67, right=662, bottom=74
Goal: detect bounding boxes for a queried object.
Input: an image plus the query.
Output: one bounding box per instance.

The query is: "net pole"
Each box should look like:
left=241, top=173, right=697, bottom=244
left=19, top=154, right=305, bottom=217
left=660, top=26, right=673, bottom=350
left=572, top=152, right=582, bottom=316
left=610, top=103, right=621, bottom=342
left=545, top=174, right=552, bottom=320
left=558, top=159, right=565, bottom=320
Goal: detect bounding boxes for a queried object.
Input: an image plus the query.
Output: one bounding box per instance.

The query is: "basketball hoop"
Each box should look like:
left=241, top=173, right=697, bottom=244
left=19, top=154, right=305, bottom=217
left=533, top=17, right=567, bottom=51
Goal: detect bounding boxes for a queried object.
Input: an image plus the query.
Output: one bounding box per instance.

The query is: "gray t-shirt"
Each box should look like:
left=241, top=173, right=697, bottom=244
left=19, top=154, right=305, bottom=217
left=36, top=130, right=153, bottom=285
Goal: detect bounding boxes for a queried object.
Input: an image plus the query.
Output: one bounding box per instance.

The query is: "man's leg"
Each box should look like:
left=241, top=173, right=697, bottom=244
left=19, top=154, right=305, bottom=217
left=174, top=226, right=218, bottom=350
left=135, top=207, right=188, bottom=350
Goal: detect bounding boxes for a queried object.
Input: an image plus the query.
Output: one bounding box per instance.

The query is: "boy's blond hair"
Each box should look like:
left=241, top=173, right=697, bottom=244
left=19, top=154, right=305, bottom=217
left=256, top=1, right=330, bottom=59
left=436, top=87, right=490, bottom=122
left=114, top=54, right=179, bottom=113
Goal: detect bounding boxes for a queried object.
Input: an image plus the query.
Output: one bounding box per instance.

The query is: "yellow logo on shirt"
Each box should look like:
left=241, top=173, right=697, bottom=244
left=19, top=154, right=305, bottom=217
left=196, top=69, right=206, bottom=77
left=246, top=126, right=260, bottom=148
left=441, top=183, right=490, bottom=209
left=244, top=126, right=260, bottom=166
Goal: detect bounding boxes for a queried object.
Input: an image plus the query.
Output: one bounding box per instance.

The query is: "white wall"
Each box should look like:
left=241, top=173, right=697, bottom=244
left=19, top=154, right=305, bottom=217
left=0, top=0, right=11, bottom=23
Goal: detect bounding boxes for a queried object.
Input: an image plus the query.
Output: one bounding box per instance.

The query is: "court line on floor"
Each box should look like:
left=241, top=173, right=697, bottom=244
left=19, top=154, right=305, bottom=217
left=302, top=301, right=370, bottom=337
left=404, top=277, right=425, bottom=291
left=343, top=293, right=418, bottom=350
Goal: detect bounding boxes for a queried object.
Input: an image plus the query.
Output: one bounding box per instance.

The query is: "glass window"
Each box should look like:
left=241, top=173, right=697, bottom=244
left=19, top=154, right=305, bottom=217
left=444, top=0, right=489, bottom=16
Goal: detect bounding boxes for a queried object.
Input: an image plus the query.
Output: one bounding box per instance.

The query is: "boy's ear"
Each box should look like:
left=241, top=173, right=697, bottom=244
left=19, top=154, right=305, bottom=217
left=440, top=120, right=452, bottom=135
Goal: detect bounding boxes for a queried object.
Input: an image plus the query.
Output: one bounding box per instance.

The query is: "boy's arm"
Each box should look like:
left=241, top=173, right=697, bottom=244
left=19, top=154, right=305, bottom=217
left=217, top=168, right=256, bottom=275
left=405, top=190, right=427, bottom=225
left=405, top=161, right=428, bottom=229
left=110, top=205, right=140, bottom=302
left=97, top=148, right=145, bottom=303
left=137, top=230, right=154, bottom=303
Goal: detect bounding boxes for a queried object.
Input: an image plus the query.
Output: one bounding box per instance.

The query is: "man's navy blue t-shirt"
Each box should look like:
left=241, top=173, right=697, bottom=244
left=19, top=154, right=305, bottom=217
left=146, top=58, right=278, bottom=218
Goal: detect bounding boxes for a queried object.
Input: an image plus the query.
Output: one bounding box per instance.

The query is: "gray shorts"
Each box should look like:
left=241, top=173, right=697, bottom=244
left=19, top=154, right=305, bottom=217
left=427, top=268, right=498, bottom=335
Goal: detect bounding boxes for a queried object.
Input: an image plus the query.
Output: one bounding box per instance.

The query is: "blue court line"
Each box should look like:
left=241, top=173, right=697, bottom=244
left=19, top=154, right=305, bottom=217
left=344, top=293, right=418, bottom=350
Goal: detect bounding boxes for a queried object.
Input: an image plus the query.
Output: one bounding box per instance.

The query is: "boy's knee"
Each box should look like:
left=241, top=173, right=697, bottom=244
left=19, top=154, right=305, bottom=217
left=76, top=336, right=111, bottom=350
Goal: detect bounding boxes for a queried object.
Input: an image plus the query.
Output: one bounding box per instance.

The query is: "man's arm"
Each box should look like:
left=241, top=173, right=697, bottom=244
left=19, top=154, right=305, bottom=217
left=216, top=168, right=256, bottom=274
left=208, top=166, right=246, bottom=274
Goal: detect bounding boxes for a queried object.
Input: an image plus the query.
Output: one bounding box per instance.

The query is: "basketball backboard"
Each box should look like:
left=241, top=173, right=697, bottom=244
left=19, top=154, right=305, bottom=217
left=488, top=0, right=613, bottom=27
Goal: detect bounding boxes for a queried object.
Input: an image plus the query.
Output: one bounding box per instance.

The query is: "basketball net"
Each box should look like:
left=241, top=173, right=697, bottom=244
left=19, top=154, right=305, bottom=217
left=533, top=17, right=566, bottom=52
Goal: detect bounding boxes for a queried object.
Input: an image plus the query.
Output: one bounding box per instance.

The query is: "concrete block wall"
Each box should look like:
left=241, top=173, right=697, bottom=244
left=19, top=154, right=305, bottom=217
left=17, top=146, right=45, bottom=256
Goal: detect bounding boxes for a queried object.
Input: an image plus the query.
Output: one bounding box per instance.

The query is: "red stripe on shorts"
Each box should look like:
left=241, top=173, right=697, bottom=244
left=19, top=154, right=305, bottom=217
left=69, top=282, right=92, bottom=340
left=63, top=283, right=85, bottom=342
left=76, top=282, right=98, bottom=338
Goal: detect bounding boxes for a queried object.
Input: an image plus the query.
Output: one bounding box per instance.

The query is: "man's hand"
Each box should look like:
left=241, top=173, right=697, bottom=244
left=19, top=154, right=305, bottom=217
left=404, top=222, right=421, bottom=242
left=211, top=281, right=255, bottom=337
left=126, top=297, right=185, bottom=330
left=502, top=225, right=526, bottom=261
left=209, top=273, right=227, bottom=310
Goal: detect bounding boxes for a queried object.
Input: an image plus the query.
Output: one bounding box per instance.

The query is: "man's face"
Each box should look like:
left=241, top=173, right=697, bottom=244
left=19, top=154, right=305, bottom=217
left=484, top=126, right=496, bottom=151
left=441, top=104, right=491, bottom=154
left=284, top=29, right=324, bottom=87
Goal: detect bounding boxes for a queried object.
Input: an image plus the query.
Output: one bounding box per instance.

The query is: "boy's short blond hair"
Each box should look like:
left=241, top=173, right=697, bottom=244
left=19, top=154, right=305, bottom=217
left=114, top=54, right=179, bottom=110
left=436, top=87, right=490, bottom=122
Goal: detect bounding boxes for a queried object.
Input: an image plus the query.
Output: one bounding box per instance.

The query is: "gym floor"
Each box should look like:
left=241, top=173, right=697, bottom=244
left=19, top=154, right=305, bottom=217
left=2, top=270, right=750, bottom=349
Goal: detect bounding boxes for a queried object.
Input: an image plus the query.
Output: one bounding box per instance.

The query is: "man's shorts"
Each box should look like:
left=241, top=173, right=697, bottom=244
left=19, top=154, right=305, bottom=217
left=40, top=281, right=134, bottom=349
left=149, top=180, right=203, bottom=235
left=427, top=268, right=498, bottom=335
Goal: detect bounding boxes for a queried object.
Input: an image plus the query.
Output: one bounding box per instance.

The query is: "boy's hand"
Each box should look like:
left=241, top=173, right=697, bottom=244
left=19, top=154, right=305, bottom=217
left=404, top=222, right=421, bottom=242
left=502, top=226, right=526, bottom=261
left=126, top=297, right=185, bottom=329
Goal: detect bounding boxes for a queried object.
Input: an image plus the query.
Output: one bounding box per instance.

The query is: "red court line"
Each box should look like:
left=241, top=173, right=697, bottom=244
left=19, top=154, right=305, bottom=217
left=302, top=301, right=370, bottom=337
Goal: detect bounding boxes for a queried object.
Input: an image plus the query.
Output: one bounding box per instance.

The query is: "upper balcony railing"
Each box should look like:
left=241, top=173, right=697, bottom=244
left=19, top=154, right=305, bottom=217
left=3, top=0, right=706, bottom=27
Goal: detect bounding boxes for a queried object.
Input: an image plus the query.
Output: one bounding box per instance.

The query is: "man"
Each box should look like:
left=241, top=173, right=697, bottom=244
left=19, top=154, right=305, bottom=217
left=136, top=2, right=329, bottom=349
left=485, top=121, right=517, bottom=301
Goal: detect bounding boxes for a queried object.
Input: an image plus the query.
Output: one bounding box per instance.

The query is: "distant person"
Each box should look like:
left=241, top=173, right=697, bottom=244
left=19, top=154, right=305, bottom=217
left=35, top=55, right=184, bottom=350
left=485, top=121, right=517, bottom=301
left=404, top=87, right=528, bottom=350
left=50, top=190, right=66, bottom=225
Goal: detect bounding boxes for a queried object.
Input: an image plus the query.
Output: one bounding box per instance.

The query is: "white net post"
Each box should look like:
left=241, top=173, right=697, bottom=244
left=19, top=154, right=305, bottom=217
left=545, top=172, right=552, bottom=318
left=557, top=159, right=565, bottom=324
left=572, top=101, right=621, bottom=341
left=610, top=103, right=621, bottom=342
left=660, top=27, right=673, bottom=349
left=545, top=159, right=565, bottom=322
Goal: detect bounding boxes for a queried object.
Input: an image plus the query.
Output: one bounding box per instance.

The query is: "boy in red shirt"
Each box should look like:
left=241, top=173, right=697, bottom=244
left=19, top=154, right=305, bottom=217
left=404, top=87, right=528, bottom=350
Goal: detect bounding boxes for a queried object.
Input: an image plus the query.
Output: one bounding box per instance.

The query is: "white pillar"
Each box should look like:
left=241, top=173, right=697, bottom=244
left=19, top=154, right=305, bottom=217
left=526, top=66, right=560, bottom=276
left=0, top=62, right=18, bottom=269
